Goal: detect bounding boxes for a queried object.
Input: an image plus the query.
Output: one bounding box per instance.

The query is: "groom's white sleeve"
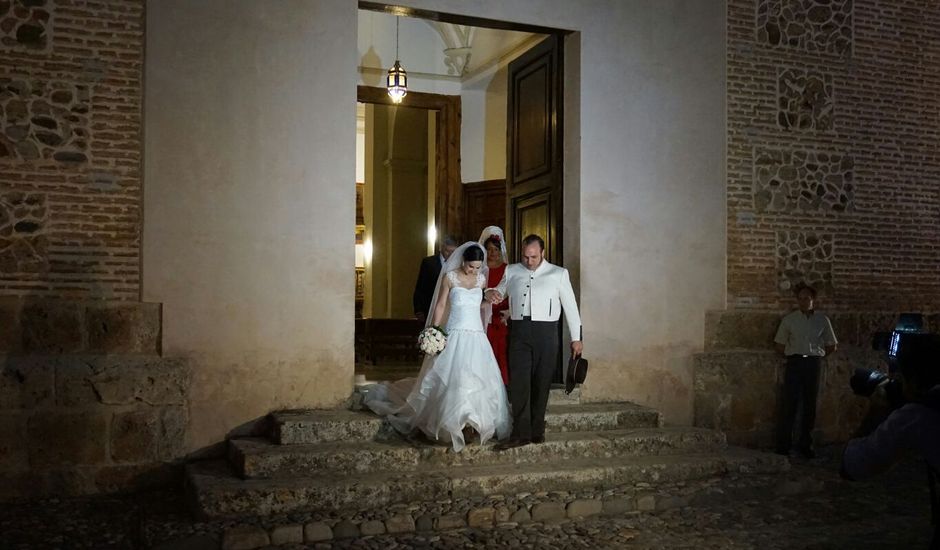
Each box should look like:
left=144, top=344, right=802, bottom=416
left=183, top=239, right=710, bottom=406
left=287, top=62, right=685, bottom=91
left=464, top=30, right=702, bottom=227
left=494, top=268, right=509, bottom=299
left=559, top=269, right=582, bottom=341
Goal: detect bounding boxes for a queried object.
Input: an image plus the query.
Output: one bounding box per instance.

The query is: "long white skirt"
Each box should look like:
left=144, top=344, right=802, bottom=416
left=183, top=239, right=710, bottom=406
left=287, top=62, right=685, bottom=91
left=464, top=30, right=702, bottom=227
left=363, top=328, right=512, bottom=452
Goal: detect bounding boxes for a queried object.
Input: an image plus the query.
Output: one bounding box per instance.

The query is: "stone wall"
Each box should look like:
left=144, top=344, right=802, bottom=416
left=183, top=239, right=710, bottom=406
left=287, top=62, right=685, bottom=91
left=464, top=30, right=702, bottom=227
left=727, top=0, right=940, bottom=311
left=0, top=0, right=144, bottom=300
left=0, top=354, right=189, bottom=499
left=693, top=309, right=940, bottom=447
left=0, top=298, right=185, bottom=499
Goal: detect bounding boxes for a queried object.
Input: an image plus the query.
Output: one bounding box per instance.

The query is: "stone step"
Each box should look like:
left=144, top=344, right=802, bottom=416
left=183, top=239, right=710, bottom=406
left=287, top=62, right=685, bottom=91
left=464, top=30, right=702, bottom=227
left=230, top=427, right=727, bottom=479
left=187, top=447, right=788, bottom=518
left=272, top=402, right=661, bottom=445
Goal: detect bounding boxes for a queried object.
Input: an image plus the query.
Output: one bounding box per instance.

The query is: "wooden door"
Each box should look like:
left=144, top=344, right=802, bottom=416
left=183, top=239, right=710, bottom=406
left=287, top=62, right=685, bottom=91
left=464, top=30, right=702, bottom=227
left=463, top=179, right=506, bottom=239
left=506, top=35, right=563, bottom=262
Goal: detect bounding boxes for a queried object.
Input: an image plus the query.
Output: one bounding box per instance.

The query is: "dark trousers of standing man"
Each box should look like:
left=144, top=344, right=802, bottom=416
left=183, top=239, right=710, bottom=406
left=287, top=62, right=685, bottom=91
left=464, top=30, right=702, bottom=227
left=508, top=318, right=559, bottom=441
left=776, top=355, right=822, bottom=454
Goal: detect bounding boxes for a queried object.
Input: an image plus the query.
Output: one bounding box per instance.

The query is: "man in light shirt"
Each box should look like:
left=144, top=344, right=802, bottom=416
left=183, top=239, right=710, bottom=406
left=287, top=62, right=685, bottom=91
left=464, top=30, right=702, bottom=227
left=485, top=234, right=582, bottom=449
left=773, top=283, right=838, bottom=458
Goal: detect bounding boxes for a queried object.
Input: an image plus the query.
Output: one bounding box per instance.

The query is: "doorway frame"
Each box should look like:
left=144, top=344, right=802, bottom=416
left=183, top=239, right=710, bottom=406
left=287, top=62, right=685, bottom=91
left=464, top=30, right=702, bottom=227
left=357, top=85, right=463, bottom=241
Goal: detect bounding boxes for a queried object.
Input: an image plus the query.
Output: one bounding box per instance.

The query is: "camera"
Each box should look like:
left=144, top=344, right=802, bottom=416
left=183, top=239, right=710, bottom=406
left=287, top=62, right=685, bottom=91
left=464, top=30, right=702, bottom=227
left=850, top=313, right=940, bottom=410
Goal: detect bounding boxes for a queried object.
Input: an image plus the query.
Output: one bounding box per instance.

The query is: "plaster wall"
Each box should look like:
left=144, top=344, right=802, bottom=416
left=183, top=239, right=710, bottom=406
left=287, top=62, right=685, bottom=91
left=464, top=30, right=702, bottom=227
left=143, top=0, right=357, bottom=451
left=144, top=0, right=725, bottom=455
left=400, top=0, right=727, bottom=424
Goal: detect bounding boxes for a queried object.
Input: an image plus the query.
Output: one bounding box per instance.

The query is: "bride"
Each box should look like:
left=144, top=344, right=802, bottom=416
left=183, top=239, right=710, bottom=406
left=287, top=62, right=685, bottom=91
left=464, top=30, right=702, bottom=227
left=363, top=241, right=512, bottom=452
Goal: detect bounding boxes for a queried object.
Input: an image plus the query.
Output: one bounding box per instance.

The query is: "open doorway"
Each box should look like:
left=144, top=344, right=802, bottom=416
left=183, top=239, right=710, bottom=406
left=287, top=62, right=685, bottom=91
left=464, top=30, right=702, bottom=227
left=354, top=4, right=566, bottom=381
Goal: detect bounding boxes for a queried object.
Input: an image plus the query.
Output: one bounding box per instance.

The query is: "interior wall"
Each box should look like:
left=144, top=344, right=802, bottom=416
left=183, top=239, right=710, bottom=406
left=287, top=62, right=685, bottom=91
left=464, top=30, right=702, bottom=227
left=144, top=0, right=357, bottom=451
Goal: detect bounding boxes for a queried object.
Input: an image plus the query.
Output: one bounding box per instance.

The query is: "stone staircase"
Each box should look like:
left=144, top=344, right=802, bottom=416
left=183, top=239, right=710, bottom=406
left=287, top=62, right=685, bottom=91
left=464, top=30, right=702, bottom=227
left=186, top=388, right=789, bottom=523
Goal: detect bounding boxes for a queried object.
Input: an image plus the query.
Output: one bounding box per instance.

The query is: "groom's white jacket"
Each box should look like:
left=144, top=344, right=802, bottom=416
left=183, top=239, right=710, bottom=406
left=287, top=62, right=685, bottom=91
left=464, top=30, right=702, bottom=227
left=493, top=261, right=582, bottom=341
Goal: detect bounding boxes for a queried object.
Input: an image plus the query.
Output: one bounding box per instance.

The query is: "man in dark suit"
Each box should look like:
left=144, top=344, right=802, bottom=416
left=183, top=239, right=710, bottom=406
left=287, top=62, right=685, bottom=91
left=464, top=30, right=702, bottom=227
left=413, top=235, right=460, bottom=323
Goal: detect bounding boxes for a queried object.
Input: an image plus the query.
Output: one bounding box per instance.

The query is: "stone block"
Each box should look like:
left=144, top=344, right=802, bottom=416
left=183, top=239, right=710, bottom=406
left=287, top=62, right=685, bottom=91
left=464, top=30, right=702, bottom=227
left=86, top=302, right=161, bottom=354
left=0, top=360, right=53, bottom=409
left=436, top=513, right=466, bottom=530
left=602, top=497, right=635, bottom=516
left=302, top=521, right=331, bottom=542
left=467, top=506, right=494, bottom=528
left=0, top=413, right=27, bottom=469
left=694, top=351, right=779, bottom=434
left=21, top=300, right=84, bottom=353
left=530, top=502, right=566, bottom=522
left=56, top=356, right=189, bottom=407
left=359, top=520, right=386, bottom=536
left=636, top=494, right=656, bottom=511
left=655, top=494, right=689, bottom=511
left=221, top=525, right=269, bottom=550
left=271, top=524, right=303, bottom=545
left=415, top=515, right=434, bottom=531
left=510, top=508, right=531, bottom=523
left=385, top=514, right=415, bottom=534
left=27, top=410, right=107, bottom=466
left=110, top=407, right=187, bottom=462
left=332, top=520, right=359, bottom=539
left=494, top=506, right=511, bottom=523
left=566, top=499, right=602, bottom=518
left=704, top=310, right=781, bottom=351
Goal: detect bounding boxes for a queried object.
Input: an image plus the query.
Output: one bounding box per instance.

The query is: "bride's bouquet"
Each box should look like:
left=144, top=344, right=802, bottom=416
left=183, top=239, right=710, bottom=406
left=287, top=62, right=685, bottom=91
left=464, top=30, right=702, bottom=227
left=417, top=325, right=448, bottom=355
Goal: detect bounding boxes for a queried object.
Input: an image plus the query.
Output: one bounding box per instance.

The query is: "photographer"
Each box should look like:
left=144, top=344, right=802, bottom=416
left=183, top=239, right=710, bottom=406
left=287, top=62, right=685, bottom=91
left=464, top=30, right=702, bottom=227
left=842, top=333, right=940, bottom=548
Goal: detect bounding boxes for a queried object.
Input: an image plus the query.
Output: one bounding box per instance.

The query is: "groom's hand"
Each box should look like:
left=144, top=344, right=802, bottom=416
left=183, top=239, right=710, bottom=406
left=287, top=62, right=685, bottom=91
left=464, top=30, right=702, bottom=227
left=484, top=289, right=502, bottom=303
left=571, top=341, right=583, bottom=357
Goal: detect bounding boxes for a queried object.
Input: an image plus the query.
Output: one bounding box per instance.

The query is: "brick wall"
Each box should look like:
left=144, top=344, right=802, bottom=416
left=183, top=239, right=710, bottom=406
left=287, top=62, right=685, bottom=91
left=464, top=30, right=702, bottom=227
left=727, top=0, right=940, bottom=312
left=0, top=0, right=144, bottom=300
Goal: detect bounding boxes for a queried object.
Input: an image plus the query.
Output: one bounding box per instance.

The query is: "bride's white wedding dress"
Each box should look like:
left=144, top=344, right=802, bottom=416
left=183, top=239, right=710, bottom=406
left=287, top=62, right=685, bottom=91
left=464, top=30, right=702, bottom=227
left=364, top=271, right=511, bottom=452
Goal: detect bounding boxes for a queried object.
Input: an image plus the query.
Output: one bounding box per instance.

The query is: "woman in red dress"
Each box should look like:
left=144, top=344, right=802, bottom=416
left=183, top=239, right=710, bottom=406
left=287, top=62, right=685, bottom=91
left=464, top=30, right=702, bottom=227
left=479, top=227, right=510, bottom=386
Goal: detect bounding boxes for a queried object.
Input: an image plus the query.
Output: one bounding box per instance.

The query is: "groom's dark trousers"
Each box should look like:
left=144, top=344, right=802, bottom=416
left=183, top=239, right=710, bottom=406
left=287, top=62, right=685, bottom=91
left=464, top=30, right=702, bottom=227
left=508, top=317, right=559, bottom=441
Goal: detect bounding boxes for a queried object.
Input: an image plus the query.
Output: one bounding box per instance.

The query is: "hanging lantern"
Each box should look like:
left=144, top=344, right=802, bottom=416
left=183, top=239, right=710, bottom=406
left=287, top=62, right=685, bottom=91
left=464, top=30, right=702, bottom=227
left=386, top=17, right=408, bottom=104
left=387, top=60, right=408, bottom=104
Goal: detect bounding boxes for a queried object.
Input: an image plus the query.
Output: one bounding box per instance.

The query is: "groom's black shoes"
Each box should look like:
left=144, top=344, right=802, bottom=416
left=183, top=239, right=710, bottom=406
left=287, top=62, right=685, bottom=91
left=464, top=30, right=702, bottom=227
left=531, top=434, right=545, bottom=444
left=495, top=439, right=530, bottom=451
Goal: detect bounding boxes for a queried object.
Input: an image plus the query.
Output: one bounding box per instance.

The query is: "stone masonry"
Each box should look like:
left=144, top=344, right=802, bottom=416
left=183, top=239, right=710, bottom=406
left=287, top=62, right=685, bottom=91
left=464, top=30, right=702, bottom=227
left=729, top=0, right=940, bottom=311
left=0, top=0, right=144, bottom=300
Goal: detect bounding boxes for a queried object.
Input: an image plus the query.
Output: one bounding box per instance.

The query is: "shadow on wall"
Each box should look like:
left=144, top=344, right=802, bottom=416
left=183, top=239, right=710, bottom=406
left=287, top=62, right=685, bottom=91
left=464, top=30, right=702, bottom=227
left=0, top=296, right=205, bottom=500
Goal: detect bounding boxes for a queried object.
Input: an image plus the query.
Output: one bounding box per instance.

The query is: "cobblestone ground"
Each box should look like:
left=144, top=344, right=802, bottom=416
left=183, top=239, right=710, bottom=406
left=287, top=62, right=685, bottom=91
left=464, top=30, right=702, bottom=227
left=1, top=447, right=934, bottom=549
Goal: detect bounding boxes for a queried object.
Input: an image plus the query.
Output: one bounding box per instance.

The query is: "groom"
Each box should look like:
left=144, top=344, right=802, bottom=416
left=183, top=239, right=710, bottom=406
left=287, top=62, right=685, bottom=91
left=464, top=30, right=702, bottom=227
left=485, top=234, right=583, bottom=448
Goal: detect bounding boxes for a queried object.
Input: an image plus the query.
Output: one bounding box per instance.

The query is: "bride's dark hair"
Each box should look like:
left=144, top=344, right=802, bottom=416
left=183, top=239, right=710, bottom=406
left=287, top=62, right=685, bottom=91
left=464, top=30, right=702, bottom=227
left=462, top=245, right=485, bottom=262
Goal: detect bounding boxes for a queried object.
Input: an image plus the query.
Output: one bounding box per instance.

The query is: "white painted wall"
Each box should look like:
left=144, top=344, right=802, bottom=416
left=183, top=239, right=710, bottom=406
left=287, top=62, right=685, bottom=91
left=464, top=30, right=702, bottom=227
left=144, top=0, right=725, bottom=451
left=144, top=0, right=357, bottom=450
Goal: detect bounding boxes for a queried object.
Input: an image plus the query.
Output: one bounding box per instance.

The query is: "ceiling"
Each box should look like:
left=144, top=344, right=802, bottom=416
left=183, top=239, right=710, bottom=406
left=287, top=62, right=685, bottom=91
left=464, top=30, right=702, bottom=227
left=358, top=10, right=545, bottom=85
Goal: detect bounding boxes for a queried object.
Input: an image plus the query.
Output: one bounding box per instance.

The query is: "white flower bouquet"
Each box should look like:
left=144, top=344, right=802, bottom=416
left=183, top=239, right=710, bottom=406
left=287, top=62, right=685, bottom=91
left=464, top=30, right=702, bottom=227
left=417, top=325, right=448, bottom=355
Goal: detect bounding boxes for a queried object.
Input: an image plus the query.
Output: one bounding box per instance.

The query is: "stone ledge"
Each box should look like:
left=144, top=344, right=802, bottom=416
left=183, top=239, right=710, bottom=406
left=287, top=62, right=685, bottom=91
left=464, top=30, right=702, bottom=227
left=0, top=298, right=161, bottom=355
left=188, top=447, right=788, bottom=518
left=231, top=427, right=726, bottom=478
left=213, top=467, right=819, bottom=548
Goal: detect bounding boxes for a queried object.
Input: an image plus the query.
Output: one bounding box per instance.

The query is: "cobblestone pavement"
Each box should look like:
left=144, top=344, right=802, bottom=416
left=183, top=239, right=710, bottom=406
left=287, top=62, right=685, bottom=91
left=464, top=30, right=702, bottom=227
left=1, top=447, right=934, bottom=549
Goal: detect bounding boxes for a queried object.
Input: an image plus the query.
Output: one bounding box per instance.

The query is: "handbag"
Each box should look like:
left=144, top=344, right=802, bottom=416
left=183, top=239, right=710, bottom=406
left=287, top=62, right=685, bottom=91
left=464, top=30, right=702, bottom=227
left=565, top=355, right=588, bottom=395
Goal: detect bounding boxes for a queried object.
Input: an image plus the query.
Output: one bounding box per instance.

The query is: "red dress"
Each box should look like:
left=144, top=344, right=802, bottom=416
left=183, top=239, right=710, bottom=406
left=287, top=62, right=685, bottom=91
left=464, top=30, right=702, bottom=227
left=486, top=263, right=510, bottom=385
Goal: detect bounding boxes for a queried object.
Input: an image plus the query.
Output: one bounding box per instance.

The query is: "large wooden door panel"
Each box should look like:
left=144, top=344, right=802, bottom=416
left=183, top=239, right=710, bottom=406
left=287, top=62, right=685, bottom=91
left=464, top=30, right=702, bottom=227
left=506, top=34, right=563, bottom=263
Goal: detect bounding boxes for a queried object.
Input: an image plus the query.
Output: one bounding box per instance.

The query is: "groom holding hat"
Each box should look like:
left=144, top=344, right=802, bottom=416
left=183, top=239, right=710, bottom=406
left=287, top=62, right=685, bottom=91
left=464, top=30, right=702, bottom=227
left=486, top=234, right=583, bottom=448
